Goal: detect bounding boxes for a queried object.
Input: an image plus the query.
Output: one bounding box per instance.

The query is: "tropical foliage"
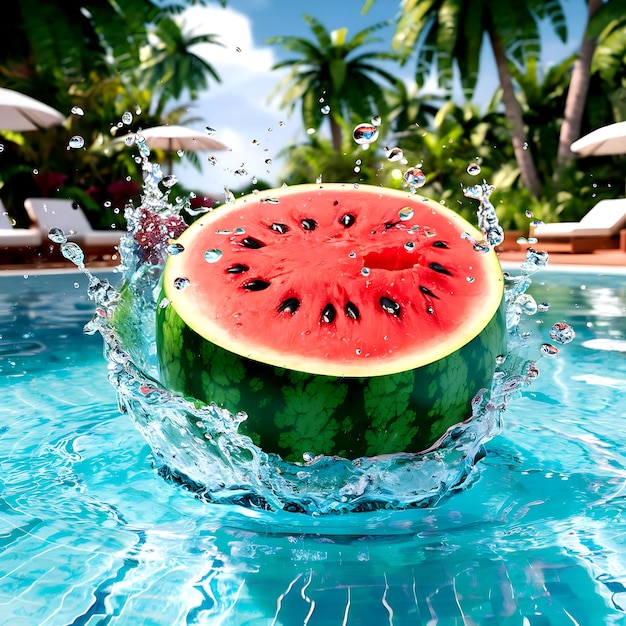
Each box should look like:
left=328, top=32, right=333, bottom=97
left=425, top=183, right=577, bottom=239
left=2, top=0, right=626, bottom=236
left=0, top=0, right=224, bottom=228
left=268, top=15, right=401, bottom=151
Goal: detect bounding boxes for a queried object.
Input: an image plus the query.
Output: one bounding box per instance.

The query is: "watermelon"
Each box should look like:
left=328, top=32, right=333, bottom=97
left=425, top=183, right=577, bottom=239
left=156, top=183, right=506, bottom=462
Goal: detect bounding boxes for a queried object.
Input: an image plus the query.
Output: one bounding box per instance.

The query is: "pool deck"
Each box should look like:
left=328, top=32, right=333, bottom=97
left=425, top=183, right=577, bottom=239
left=498, top=248, right=626, bottom=267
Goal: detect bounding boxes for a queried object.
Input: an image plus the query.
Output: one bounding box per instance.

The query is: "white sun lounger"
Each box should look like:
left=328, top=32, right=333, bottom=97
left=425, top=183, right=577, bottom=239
left=531, top=198, right=626, bottom=253
left=0, top=200, right=42, bottom=259
left=24, top=197, right=123, bottom=257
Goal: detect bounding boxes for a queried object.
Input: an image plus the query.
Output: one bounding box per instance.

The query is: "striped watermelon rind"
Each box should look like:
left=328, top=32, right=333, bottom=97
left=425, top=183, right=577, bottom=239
left=156, top=298, right=505, bottom=460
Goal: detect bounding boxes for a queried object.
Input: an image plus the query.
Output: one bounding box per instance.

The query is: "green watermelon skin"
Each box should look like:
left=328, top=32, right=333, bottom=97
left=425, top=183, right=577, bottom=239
left=156, top=291, right=506, bottom=462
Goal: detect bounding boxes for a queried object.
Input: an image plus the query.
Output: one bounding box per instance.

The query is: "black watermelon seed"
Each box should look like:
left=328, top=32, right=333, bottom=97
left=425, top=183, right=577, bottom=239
left=345, top=301, right=360, bottom=320
left=333, top=200, right=339, bottom=206
left=380, top=297, right=401, bottom=316
left=270, top=223, right=289, bottom=234
left=340, top=213, right=356, bottom=227
left=419, top=285, right=439, bottom=299
left=321, top=303, right=337, bottom=323
left=429, top=262, right=452, bottom=276
left=242, top=279, right=271, bottom=291
left=226, top=263, right=249, bottom=274
left=240, top=236, right=265, bottom=249
left=432, top=240, right=449, bottom=248
left=301, top=218, right=318, bottom=231
left=278, top=297, right=300, bottom=314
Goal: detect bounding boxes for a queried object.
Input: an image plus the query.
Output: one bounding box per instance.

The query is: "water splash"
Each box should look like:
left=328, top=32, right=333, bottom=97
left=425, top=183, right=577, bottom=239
left=53, top=139, right=564, bottom=516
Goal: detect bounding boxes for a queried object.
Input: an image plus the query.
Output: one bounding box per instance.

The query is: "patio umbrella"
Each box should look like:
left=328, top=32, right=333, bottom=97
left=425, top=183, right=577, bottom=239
left=0, top=87, right=66, bottom=131
left=133, top=125, right=229, bottom=174
left=570, top=121, right=626, bottom=157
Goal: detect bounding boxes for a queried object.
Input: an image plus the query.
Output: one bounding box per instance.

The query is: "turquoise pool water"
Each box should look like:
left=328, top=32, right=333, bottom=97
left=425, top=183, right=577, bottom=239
left=1, top=266, right=626, bottom=624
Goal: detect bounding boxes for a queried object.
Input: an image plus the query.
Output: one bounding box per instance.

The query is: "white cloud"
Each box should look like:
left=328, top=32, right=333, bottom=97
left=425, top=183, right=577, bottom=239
left=173, top=5, right=296, bottom=195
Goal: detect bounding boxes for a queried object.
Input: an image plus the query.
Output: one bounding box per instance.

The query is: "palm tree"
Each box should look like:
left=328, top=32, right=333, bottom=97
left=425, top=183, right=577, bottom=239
left=556, top=0, right=604, bottom=168
left=381, top=0, right=568, bottom=198
left=268, top=15, right=401, bottom=151
left=142, top=16, right=223, bottom=102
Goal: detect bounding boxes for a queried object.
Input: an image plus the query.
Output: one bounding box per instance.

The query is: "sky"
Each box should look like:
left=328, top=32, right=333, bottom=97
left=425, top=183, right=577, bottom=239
left=167, top=0, right=587, bottom=198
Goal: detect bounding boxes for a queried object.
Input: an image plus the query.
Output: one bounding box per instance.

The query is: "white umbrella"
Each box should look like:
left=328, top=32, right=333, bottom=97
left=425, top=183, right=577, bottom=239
left=0, top=87, right=66, bottom=131
left=133, top=125, right=229, bottom=173
left=570, top=121, right=626, bottom=157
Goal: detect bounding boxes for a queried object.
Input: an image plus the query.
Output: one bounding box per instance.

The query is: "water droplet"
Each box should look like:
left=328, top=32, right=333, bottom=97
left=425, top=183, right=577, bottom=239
left=215, top=229, right=232, bottom=235
left=398, top=206, right=414, bottom=221
left=166, top=242, right=185, bottom=255
left=371, top=115, right=381, bottom=126
left=485, top=226, right=504, bottom=246
left=537, top=302, right=550, bottom=312
left=320, top=104, right=331, bottom=115
left=352, top=123, right=379, bottom=145
left=48, top=228, right=67, bottom=244
left=264, top=158, right=272, bottom=165
left=473, top=241, right=491, bottom=254
left=60, top=242, right=85, bottom=266
left=549, top=322, right=575, bottom=344
left=204, top=248, right=222, bottom=263
left=516, top=236, right=528, bottom=244
left=121, top=111, right=133, bottom=125
left=235, top=46, right=242, bottom=53
left=349, top=252, right=357, bottom=258
left=261, top=197, right=279, bottom=204
left=208, top=155, right=217, bottom=166
left=355, top=349, right=362, bottom=356
left=527, top=237, right=538, bottom=244
left=174, top=277, right=190, bottom=290
left=525, top=210, right=534, bottom=218
left=495, top=354, right=506, bottom=365
left=517, top=294, right=538, bottom=315
left=403, top=167, right=426, bottom=189
left=540, top=343, right=559, bottom=357
left=526, top=364, right=540, bottom=380
left=361, top=267, right=371, bottom=277
left=466, top=163, right=481, bottom=176
left=404, top=241, right=415, bottom=251
left=162, top=175, right=178, bottom=188
left=520, top=248, right=549, bottom=274
left=206, top=126, right=216, bottom=136
left=385, top=146, right=404, bottom=162
left=68, top=135, right=85, bottom=149
left=466, top=276, right=475, bottom=283
left=71, top=106, right=84, bottom=116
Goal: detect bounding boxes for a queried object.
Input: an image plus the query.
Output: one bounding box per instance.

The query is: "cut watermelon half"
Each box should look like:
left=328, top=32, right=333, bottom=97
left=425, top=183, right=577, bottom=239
left=157, top=183, right=506, bottom=461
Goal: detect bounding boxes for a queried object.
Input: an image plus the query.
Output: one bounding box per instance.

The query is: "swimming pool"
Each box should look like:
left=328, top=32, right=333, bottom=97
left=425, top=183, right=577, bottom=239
left=1, top=265, right=626, bottom=624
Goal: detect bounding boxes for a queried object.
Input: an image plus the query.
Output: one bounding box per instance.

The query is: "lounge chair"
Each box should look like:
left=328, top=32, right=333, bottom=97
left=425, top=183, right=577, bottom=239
left=24, top=197, right=123, bottom=258
left=0, top=200, right=42, bottom=261
left=530, top=198, right=626, bottom=254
